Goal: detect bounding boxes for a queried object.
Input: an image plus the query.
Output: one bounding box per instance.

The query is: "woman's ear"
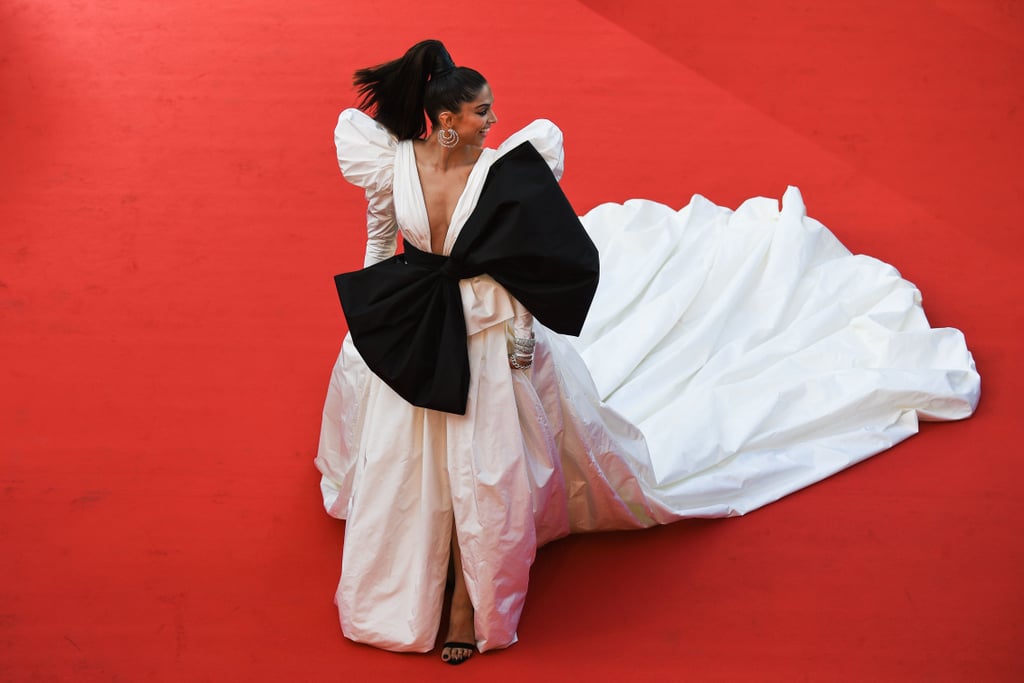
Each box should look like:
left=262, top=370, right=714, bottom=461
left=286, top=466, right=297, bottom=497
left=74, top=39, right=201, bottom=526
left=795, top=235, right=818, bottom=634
left=437, top=110, right=453, bottom=130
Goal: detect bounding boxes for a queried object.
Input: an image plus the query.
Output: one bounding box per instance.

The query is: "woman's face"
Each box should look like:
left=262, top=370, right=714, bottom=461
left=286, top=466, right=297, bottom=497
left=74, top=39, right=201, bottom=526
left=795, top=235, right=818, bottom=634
left=451, top=84, right=497, bottom=146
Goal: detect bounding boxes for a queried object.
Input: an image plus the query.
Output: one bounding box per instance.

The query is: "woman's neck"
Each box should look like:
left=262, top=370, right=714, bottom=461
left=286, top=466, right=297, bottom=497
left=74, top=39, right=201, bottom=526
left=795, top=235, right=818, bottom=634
left=417, top=135, right=481, bottom=171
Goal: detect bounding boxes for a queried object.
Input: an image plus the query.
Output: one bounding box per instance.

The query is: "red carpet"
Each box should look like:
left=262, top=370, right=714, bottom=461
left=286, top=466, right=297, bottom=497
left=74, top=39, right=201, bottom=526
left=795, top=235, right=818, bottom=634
left=1, top=1, right=1021, bottom=680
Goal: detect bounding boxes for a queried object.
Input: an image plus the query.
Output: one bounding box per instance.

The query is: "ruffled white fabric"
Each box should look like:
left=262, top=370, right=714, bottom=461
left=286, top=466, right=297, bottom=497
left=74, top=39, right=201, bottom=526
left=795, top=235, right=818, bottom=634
left=561, top=189, right=979, bottom=521
left=316, top=112, right=980, bottom=654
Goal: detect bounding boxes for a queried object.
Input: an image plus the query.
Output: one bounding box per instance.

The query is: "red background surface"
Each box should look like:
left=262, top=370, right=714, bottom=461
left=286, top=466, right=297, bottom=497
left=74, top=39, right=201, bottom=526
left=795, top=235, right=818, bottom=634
left=2, top=1, right=1021, bottom=680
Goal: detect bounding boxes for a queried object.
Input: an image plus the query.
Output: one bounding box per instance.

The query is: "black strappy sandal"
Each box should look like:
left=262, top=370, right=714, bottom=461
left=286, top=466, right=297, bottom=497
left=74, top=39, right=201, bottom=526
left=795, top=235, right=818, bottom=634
left=440, top=641, right=476, bottom=665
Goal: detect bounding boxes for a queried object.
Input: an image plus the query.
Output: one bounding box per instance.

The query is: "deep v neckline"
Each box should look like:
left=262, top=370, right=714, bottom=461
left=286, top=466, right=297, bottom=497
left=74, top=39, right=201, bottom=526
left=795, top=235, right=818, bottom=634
left=409, top=143, right=489, bottom=255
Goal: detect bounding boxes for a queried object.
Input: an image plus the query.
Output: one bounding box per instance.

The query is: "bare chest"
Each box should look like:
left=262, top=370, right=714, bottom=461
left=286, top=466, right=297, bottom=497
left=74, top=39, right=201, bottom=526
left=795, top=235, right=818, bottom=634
left=416, top=164, right=474, bottom=253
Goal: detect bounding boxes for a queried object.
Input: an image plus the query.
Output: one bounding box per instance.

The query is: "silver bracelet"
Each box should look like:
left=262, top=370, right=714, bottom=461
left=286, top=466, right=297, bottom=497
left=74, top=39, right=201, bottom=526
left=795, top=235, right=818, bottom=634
left=509, top=335, right=535, bottom=369
left=512, top=336, right=536, bottom=353
left=509, top=353, right=533, bottom=370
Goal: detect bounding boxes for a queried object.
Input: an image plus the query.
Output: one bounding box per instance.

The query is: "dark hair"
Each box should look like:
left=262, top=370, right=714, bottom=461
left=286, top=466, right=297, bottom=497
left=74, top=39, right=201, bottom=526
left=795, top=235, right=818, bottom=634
left=353, top=40, right=488, bottom=140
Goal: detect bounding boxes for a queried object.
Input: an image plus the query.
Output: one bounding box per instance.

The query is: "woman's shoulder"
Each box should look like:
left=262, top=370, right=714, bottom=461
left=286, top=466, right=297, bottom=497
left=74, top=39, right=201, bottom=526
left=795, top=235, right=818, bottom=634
left=335, top=108, right=399, bottom=151
left=334, top=108, right=400, bottom=191
left=496, top=119, right=563, bottom=153
left=496, top=119, right=564, bottom=179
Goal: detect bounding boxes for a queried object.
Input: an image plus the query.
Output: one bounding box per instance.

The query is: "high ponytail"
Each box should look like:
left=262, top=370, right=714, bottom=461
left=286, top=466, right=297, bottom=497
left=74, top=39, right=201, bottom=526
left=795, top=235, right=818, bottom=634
left=353, top=40, right=488, bottom=140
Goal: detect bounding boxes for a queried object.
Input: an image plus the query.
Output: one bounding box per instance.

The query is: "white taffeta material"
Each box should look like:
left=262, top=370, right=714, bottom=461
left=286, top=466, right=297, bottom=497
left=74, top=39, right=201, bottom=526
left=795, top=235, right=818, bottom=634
left=315, top=110, right=980, bottom=654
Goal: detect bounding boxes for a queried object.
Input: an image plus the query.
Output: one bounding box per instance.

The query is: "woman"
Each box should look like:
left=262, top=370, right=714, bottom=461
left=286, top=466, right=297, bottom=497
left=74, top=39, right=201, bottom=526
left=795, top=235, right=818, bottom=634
left=315, top=40, right=980, bottom=664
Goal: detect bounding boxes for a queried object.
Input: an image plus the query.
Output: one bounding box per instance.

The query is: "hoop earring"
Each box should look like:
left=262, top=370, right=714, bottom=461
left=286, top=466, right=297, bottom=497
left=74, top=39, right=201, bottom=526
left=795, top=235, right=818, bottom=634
left=438, top=128, right=459, bottom=148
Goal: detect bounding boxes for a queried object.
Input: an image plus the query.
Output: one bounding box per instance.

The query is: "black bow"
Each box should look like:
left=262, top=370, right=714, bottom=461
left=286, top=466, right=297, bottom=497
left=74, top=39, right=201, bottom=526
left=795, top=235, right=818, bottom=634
left=334, top=142, right=599, bottom=414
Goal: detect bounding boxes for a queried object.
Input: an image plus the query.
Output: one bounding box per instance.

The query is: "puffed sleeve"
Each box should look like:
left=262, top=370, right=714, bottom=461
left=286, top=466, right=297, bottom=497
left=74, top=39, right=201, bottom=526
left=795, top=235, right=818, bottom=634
left=334, top=108, right=400, bottom=267
left=496, top=119, right=565, bottom=181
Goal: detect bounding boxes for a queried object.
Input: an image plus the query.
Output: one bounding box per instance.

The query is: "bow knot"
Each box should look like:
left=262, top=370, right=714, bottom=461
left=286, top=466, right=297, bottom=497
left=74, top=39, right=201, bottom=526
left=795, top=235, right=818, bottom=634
left=439, top=258, right=463, bottom=280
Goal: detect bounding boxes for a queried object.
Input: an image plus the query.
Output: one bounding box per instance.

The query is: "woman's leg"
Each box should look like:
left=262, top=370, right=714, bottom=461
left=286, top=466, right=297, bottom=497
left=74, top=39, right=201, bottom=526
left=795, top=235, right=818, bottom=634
left=441, top=518, right=475, bottom=663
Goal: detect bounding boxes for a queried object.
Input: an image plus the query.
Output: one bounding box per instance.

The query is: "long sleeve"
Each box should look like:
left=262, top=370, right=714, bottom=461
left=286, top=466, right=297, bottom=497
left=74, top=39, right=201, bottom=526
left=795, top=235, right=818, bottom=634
left=334, top=109, right=399, bottom=266
left=362, top=189, right=397, bottom=267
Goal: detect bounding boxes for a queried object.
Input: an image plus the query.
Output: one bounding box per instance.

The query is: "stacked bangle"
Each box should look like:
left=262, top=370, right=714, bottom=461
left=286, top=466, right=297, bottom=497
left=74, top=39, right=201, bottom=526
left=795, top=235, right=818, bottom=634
left=509, top=335, right=536, bottom=370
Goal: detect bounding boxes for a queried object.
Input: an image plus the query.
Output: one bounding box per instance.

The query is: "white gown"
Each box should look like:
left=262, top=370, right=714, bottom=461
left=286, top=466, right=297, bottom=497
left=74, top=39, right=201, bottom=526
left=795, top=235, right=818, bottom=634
left=315, top=109, right=980, bottom=653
